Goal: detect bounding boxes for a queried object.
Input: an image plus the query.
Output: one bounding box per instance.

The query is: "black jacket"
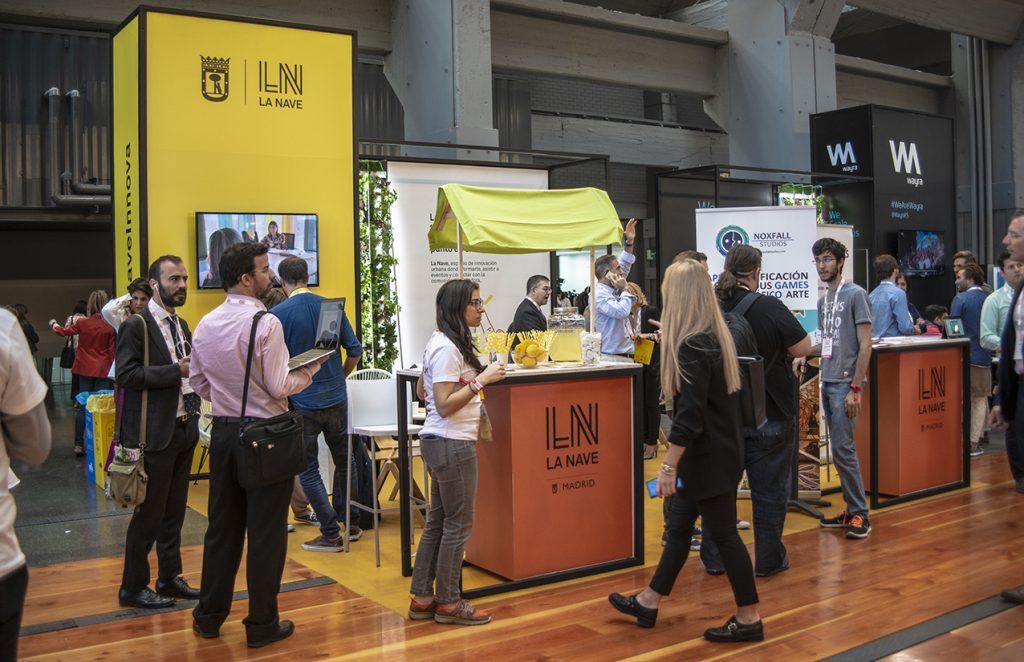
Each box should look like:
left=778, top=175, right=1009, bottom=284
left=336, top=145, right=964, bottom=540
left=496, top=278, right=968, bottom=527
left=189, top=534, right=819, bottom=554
left=999, top=286, right=1022, bottom=419
left=667, top=333, right=744, bottom=501
left=509, top=298, right=547, bottom=335
left=115, top=309, right=199, bottom=451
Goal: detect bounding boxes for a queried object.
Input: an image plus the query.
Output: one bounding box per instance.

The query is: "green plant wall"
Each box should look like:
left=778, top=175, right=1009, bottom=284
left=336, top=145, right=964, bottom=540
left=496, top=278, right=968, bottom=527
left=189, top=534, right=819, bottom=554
left=358, top=163, right=400, bottom=372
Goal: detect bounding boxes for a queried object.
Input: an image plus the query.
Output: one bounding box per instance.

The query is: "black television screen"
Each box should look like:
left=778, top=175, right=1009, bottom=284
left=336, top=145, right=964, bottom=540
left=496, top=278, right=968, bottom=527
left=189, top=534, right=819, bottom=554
left=196, top=213, right=319, bottom=289
left=898, top=230, right=945, bottom=277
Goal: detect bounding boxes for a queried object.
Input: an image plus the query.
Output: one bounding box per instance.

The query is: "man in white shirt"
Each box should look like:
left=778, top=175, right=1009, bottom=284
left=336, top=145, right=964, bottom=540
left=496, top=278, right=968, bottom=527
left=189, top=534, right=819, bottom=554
left=594, top=219, right=638, bottom=361
left=0, top=308, right=52, bottom=660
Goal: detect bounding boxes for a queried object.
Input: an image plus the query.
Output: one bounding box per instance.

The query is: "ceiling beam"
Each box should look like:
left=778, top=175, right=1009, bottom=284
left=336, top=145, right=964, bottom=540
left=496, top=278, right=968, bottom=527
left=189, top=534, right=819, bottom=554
left=848, top=0, right=1024, bottom=45
left=835, top=54, right=952, bottom=88
left=491, top=0, right=728, bottom=46
left=491, top=6, right=720, bottom=96
left=784, top=0, right=847, bottom=37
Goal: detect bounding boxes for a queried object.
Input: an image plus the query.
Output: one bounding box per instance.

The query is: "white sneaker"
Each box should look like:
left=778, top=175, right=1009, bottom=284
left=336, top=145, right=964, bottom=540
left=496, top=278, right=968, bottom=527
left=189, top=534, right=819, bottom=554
left=736, top=519, right=751, bottom=530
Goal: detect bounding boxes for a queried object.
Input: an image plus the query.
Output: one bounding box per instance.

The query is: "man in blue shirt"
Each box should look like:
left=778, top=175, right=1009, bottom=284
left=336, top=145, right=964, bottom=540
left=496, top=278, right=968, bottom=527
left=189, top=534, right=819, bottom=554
left=869, top=254, right=918, bottom=338
left=952, top=262, right=993, bottom=457
left=272, top=257, right=364, bottom=552
left=594, top=219, right=638, bottom=361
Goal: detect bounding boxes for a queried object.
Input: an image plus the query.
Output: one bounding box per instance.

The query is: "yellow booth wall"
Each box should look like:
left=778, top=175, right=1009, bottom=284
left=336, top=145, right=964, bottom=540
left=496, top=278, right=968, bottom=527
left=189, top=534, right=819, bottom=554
left=114, top=9, right=356, bottom=326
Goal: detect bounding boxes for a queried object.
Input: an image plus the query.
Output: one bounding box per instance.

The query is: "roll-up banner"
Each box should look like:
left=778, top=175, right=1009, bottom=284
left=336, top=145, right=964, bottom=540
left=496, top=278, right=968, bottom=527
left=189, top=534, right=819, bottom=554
left=696, top=206, right=818, bottom=334
left=697, top=206, right=819, bottom=498
left=388, top=162, right=549, bottom=368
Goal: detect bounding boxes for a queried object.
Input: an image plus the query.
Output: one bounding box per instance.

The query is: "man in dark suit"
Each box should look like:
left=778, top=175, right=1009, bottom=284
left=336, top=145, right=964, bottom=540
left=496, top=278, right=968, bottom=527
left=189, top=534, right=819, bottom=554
left=509, top=275, right=550, bottom=339
left=116, top=255, right=201, bottom=609
left=990, top=210, right=1024, bottom=605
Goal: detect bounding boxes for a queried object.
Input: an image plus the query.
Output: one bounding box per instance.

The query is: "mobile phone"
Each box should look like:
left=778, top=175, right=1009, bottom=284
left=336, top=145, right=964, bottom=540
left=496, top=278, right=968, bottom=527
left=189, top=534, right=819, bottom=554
left=646, top=476, right=683, bottom=498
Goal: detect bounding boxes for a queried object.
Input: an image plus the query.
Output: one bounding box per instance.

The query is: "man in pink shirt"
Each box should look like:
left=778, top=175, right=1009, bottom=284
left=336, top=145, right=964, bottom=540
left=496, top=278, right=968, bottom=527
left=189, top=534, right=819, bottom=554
left=189, top=243, right=326, bottom=648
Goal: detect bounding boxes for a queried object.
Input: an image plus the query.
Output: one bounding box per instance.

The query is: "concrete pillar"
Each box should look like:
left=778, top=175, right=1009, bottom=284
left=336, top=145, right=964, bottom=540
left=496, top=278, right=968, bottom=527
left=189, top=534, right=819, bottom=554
left=385, top=0, right=499, bottom=146
left=983, top=34, right=1024, bottom=251
left=704, top=0, right=839, bottom=172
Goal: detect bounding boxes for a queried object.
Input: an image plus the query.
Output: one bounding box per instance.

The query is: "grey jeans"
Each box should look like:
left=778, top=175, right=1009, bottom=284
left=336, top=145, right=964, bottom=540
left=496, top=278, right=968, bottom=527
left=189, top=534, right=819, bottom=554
left=410, top=435, right=478, bottom=604
left=821, top=381, right=869, bottom=516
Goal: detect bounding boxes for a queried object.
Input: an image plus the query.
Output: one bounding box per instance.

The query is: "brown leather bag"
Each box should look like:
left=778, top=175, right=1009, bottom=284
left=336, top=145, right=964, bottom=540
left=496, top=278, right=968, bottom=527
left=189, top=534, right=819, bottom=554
left=109, top=315, right=149, bottom=507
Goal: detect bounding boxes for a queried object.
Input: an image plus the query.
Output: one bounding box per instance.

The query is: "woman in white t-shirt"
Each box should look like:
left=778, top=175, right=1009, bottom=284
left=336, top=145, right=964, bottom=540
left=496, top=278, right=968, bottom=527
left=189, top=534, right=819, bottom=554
left=409, top=279, right=505, bottom=626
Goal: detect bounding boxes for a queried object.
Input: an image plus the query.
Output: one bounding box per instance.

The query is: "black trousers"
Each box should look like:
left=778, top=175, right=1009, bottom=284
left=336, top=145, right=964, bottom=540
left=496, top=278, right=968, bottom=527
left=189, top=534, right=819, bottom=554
left=121, top=418, right=198, bottom=591
left=0, top=564, right=28, bottom=662
left=193, top=420, right=292, bottom=639
left=651, top=489, right=759, bottom=607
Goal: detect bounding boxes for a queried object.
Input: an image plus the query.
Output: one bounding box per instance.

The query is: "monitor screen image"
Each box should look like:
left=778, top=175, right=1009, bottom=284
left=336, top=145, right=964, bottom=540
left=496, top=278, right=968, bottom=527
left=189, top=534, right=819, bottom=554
left=898, top=230, right=945, bottom=277
left=196, top=213, right=319, bottom=289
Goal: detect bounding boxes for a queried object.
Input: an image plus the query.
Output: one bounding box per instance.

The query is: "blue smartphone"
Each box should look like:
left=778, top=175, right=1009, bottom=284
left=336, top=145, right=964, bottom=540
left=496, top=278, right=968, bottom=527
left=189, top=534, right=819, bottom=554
left=646, top=477, right=683, bottom=498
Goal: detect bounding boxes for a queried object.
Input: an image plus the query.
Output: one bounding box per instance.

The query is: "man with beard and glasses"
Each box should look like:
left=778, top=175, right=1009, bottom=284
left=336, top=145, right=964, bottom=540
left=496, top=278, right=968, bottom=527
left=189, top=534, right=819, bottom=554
left=116, top=255, right=201, bottom=608
left=795, top=238, right=874, bottom=540
left=189, top=243, right=326, bottom=648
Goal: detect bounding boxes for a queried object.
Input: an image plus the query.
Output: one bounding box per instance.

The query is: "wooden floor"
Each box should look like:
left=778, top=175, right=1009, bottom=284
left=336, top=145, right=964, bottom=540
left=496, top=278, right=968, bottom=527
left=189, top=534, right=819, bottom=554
left=18, top=452, right=1024, bottom=660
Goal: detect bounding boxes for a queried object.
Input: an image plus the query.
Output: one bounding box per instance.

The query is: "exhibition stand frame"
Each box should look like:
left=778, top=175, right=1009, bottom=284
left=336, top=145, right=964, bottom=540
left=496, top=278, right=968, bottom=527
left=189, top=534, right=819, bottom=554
left=357, top=138, right=615, bottom=314
left=656, top=164, right=872, bottom=295
left=396, top=185, right=645, bottom=598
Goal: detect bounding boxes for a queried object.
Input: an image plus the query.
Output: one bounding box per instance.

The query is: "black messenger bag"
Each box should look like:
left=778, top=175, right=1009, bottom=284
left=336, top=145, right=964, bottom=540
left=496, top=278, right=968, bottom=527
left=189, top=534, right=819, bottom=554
left=237, top=311, right=307, bottom=489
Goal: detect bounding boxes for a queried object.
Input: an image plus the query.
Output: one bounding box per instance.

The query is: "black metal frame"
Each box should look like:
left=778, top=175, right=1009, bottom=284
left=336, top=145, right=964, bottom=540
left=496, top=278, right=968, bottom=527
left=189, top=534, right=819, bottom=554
left=396, top=366, right=645, bottom=596
left=865, top=341, right=971, bottom=509
left=653, top=163, right=873, bottom=297
left=356, top=140, right=612, bottom=317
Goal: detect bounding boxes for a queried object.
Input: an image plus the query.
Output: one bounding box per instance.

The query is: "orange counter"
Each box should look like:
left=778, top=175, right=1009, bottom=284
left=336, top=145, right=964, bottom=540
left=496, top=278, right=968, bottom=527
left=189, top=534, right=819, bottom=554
left=396, top=363, right=644, bottom=595
left=852, top=338, right=970, bottom=507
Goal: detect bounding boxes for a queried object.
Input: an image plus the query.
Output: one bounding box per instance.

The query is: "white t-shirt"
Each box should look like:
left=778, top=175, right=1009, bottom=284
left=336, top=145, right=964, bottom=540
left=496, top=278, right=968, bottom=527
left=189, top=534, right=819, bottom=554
left=0, top=309, right=49, bottom=579
left=420, top=332, right=481, bottom=442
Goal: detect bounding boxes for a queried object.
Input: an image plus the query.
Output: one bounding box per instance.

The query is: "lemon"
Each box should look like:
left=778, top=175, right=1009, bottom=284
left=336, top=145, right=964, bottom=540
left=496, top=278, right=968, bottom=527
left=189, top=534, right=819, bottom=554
left=520, top=356, right=537, bottom=368
left=526, top=344, right=542, bottom=358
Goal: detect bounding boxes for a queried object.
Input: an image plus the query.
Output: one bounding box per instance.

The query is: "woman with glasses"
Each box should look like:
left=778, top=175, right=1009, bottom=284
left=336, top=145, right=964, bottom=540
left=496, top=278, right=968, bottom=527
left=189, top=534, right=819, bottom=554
left=409, top=280, right=506, bottom=626
left=608, top=260, right=763, bottom=643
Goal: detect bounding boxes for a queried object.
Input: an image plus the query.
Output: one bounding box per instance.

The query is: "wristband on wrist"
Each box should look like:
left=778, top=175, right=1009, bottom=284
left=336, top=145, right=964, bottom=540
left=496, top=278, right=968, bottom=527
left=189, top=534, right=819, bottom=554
left=849, top=384, right=862, bottom=394
left=471, top=379, right=484, bottom=393
left=660, top=463, right=676, bottom=475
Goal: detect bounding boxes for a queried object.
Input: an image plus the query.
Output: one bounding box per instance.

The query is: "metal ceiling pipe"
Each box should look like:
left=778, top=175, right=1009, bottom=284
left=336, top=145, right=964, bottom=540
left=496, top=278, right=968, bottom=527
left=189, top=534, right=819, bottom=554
left=45, top=87, right=110, bottom=207
left=67, top=90, right=111, bottom=195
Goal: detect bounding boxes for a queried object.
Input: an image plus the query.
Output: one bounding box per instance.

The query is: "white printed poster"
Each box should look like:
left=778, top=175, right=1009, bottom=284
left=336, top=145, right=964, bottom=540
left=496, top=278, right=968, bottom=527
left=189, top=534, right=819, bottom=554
left=389, top=161, right=550, bottom=368
left=696, top=206, right=818, bottom=333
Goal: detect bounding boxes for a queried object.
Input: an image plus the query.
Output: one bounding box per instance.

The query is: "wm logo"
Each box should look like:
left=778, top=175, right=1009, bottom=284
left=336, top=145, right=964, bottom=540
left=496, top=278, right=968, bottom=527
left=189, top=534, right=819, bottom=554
left=827, top=142, right=856, bottom=167
left=889, top=140, right=922, bottom=174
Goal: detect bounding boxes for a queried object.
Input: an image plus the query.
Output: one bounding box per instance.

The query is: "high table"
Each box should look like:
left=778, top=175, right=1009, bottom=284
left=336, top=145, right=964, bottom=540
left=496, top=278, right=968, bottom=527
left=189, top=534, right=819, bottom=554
left=396, top=362, right=644, bottom=598
left=851, top=337, right=970, bottom=508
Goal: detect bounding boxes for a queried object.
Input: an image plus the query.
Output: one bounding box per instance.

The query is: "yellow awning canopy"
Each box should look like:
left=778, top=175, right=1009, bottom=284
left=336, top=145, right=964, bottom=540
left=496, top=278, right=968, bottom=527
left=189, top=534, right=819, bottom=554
left=428, top=184, right=622, bottom=253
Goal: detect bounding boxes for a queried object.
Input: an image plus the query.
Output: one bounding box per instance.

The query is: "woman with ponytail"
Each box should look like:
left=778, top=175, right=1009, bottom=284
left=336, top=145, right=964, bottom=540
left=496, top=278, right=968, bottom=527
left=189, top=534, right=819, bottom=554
left=608, top=260, right=764, bottom=643
left=409, top=279, right=506, bottom=626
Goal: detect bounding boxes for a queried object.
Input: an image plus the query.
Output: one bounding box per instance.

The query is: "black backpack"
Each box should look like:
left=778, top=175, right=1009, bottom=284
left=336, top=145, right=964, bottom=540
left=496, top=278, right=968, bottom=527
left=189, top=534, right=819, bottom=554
left=723, top=291, right=768, bottom=431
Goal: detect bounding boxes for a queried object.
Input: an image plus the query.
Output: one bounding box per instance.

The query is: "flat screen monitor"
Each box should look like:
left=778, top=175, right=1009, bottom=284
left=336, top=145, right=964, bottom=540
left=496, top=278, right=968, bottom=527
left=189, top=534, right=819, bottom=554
left=898, top=230, right=945, bottom=277
left=196, top=213, right=319, bottom=289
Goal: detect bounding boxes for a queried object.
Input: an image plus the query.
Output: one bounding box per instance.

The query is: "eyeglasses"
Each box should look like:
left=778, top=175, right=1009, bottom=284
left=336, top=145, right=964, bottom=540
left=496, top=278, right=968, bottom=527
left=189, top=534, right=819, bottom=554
left=535, top=286, right=552, bottom=293
left=469, top=299, right=485, bottom=309
left=812, top=257, right=837, bottom=266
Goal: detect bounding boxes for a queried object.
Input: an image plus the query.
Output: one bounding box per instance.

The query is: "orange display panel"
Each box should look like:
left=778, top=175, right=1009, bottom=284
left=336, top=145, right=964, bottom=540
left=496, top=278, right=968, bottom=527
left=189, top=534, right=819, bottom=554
left=856, top=347, right=964, bottom=496
left=466, top=375, right=635, bottom=580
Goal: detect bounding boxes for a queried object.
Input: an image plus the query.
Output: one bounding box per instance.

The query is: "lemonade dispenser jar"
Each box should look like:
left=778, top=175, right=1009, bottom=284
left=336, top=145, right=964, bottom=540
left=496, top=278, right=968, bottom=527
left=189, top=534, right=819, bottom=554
left=548, top=307, right=585, bottom=362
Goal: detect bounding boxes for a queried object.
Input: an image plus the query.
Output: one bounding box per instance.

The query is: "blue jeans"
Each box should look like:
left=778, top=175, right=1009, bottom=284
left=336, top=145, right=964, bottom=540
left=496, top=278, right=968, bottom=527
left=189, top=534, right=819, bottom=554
left=75, top=375, right=113, bottom=447
left=410, top=435, right=478, bottom=604
left=296, top=404, right=361, bottom=541
left=821, top=381, right=869, bottom=516
left=701, top=419, right=791, bottom=574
